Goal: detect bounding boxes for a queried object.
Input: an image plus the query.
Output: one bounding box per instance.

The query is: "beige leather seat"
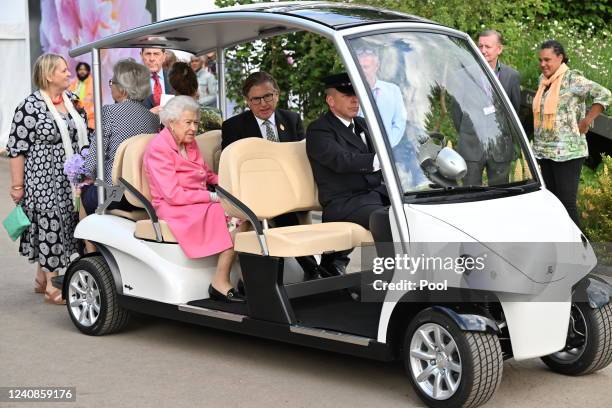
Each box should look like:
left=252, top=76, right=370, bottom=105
left=108, top=133, right=177, bottom=242
left=218, top=138, right=373, bottom=257
left=195, top=130, right=222, bottom=173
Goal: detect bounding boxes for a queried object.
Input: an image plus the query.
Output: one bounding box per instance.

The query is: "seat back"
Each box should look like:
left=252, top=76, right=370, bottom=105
left=218, top=138, right=321, bottom=220
left=112, top=133, right=156, bottom=208
left=195, top=130, right=222, bottom=173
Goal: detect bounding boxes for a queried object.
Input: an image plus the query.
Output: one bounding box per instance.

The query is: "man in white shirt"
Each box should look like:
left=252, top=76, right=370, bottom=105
left=141, top=48, right=172, bottom=108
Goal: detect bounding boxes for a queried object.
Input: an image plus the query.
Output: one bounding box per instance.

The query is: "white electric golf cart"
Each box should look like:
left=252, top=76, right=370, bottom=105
left=56, top=3, right=612, bottom=407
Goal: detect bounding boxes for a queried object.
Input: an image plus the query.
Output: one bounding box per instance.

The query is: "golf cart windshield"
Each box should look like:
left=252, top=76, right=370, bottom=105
left=348, top=32, right=536, bottom=195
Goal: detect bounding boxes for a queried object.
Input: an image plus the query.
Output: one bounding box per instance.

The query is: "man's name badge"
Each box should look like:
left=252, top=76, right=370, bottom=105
left=279, top=124, right=285, bottom=131
left=483, top=105, right=496, bottom=115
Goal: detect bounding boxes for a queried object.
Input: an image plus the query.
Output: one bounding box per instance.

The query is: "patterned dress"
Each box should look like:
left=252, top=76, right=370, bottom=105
left=6, top=91, right=86, bottom=272
left=533, top=70, right=611, bottom=161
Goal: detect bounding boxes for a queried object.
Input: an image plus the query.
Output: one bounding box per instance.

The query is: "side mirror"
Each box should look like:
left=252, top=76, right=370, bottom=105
left=436, top=147, right=467, bottom=180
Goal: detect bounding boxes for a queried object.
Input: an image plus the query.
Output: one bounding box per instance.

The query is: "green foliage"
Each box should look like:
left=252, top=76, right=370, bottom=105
left=216, top=0, right=610, bottom=115
left=578, top=156, right=612, bottom=253
left=198, top=108, right=223, bottom=133
left=216, top=0, right=342, bottom=124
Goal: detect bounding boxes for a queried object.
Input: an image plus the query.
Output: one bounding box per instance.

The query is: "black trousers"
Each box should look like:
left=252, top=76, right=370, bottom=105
left=320, top=191, right=390, bottom=269
left=464, top=159, right=511, bottom=186
left=81, top=184, right=140, bottom=215
left=538, top=157, right=585, bottom=226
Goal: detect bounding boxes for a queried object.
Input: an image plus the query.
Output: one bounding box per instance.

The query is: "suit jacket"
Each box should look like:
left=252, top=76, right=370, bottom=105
left=143, top=70, right=174, bottom=109
left=306, top=112, right=386, bottom=222
left=498, top=63, right=521, bottom=113
left=221, top=108, right=304, bottom=150
left=450, top=65, right=514, bottom=163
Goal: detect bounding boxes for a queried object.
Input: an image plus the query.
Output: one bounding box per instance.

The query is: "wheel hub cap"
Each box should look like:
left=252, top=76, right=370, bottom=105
left=409, top=323, right=462, bottom=400
left=68, top=270, right=101, bottom=328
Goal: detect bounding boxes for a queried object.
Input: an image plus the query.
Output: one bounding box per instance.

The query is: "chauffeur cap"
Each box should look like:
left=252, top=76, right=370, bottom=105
left=322, top=72, right=355, bottom=96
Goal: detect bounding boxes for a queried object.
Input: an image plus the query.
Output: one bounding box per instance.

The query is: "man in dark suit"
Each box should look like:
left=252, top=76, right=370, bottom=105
left=306, top=73, right=389, bottom=275
left=221, top=72, right=319, bottom=279
left=141, top=48, right=174, bottom=109
left=451, top=29, right=520, bottom=186
left=221, top=71, right=304, bottom=148
left=477, top=30, right=521, bottom=113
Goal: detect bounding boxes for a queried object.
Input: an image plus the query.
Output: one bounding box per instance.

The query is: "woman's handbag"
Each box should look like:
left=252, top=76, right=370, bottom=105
left=2, top=205, right=31, bottom=241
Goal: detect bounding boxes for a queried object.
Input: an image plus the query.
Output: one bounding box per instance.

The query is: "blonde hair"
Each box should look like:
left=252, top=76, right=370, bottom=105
left=32, top=53, right=67, bottom=90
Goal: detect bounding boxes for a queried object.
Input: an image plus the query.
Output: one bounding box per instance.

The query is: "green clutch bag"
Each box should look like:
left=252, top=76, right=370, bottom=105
left=2, top=205, right=31, bottom=241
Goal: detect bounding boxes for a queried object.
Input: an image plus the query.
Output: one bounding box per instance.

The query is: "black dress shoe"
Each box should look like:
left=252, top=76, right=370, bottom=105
left=208, top=284, right=246, bottom=303
left=303, top=265, right=323, bottom=280
left=319, top=263, right=346, bottom=278
left=237, top=279, right=246, bottom=296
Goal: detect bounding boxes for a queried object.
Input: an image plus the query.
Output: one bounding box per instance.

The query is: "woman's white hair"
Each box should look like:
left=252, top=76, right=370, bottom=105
left=159, top=95, right=200, bottom=126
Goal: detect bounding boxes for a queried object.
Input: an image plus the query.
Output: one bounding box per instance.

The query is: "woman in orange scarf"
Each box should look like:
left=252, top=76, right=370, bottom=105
left=532, top=40, right=611, bottom=226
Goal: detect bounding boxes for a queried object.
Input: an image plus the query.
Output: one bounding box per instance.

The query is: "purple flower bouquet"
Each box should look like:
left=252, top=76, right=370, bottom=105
left=63, top=148, right=90, bottom=212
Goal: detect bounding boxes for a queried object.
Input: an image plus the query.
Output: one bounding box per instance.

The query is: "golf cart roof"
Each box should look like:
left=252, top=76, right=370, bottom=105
left=69, top=1, right=434, bottom=57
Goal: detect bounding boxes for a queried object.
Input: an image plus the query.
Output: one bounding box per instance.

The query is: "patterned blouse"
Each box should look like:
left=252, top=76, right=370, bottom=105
left=83, top=100, right=159, bottom=183
left=533, top=69, right=611, bottom=161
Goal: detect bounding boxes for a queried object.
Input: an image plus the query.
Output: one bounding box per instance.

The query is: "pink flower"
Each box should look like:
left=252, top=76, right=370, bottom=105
left=287, top=56, right=295, bottom=66
left=40, top=0, right=153, bottom=104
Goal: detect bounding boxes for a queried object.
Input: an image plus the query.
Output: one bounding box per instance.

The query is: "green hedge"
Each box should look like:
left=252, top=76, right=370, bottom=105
left=216, top=0, right=611, bottom=117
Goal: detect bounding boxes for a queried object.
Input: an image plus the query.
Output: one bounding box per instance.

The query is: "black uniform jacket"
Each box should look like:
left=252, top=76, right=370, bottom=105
left=306, top=111, right=387, bottom=222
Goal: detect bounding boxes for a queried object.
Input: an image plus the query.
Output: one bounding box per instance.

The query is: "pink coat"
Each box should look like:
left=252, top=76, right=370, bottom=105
left=143, top=128, right=232, bottom=258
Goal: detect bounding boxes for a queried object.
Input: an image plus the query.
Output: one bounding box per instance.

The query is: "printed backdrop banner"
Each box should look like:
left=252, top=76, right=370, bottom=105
left=28, top=0, right=156, bottom=105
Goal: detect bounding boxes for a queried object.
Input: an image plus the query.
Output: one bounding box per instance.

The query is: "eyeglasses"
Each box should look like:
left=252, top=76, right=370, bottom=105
left=248, top=92, right=276, bottom=105
left=356, top=48, right=377, bottom=56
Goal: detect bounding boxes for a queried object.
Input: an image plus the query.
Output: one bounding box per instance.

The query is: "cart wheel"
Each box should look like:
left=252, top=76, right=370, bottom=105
left=65, top=256, right=130, bottom=335
left=403, top=309, right=503, bottom=408
left=541, top=302, right=612, bottom=375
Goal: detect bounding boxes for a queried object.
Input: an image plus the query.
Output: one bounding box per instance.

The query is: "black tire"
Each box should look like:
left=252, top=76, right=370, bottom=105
left=65, top=256, right=130, bottom=335
left=541, top=302, right=612, bottom=375
left=403, top=309, right=503, bottom=408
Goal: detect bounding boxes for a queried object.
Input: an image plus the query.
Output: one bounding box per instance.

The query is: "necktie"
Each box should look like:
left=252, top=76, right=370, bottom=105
left=373, top=87, right=380, bottom=100
left=263, top=120, right=279, bottom=142
left=152, top=72, right=162, bottom=107
left=350, top=123, right=369, bottom=150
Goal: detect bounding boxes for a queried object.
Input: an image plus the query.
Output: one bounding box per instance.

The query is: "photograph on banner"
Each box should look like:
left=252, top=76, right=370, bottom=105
left=28, top=0, right=157, bottom=106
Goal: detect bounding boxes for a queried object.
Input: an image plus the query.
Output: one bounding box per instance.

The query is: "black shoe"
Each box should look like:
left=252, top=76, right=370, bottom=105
left=303, top=265, right=323, bottom=280
left=237, top=279, right=246, bottom=296
left=208, top=284, right=246, bottom=303
left=319, top=263, right=346, bottom=278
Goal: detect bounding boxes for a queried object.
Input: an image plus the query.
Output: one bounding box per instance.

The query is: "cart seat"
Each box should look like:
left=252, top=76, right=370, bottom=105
left=234, top=222, right=373, bottom=257
left=195, top=130, right=222, bottom=173
left=218, top=138, right=373, bottom=256
left=111, top=133, right=177, bottom=242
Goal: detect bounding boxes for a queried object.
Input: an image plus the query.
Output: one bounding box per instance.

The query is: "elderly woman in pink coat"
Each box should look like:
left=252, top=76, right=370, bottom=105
left=144, top=96, right=244, bottom=303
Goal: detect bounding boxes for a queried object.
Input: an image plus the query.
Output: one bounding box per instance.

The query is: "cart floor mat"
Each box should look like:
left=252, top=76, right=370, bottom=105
left=291, top=290, right=382, bottom=339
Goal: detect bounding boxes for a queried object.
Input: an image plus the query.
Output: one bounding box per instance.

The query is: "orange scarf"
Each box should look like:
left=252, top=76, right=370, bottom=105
left=533, top=63, right=569, bottom=130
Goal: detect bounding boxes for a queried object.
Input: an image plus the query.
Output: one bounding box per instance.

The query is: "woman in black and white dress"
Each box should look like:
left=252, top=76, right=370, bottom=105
left=81, top=58, right=160, bottom=215
left=7, top=53, right=89, bottom=304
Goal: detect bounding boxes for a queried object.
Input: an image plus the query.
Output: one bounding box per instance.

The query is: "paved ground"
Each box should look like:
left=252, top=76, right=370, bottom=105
left=0, top=156, right=611, bottom=408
